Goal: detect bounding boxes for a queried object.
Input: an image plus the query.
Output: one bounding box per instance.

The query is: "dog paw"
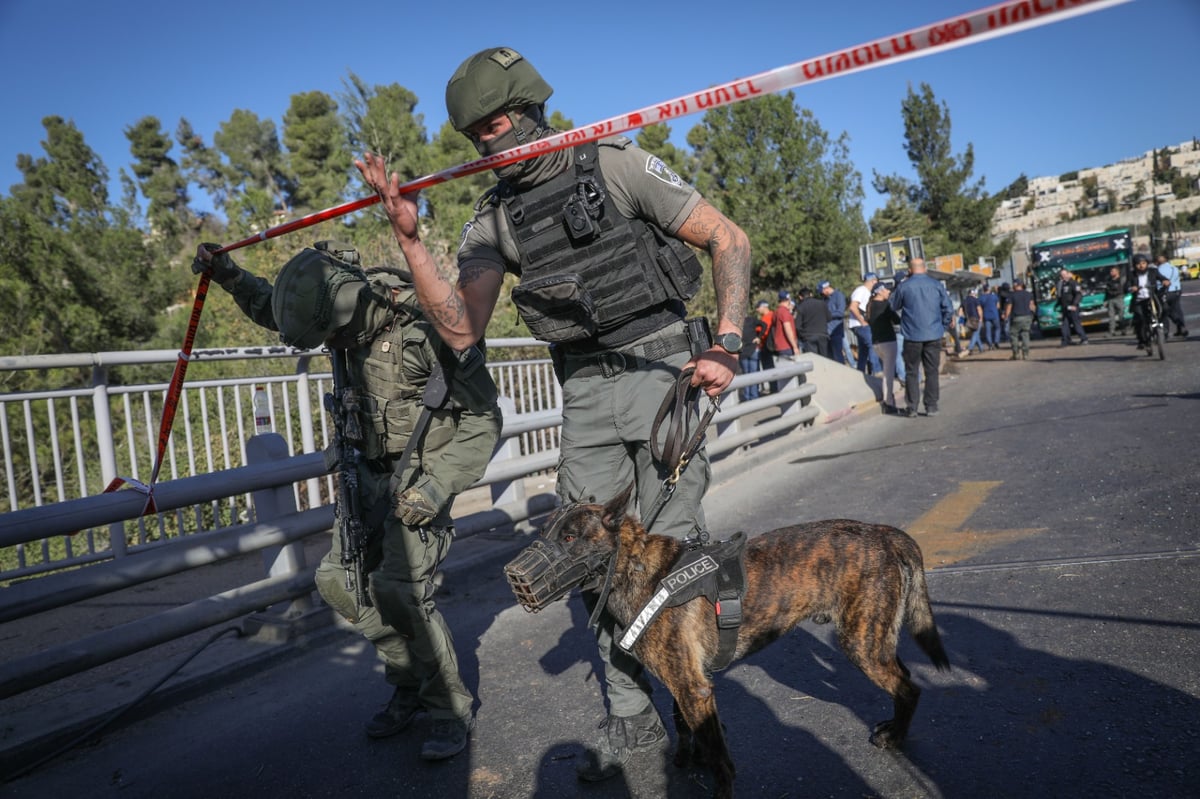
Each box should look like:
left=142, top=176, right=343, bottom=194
left=869, top=720, right=905, bottom=749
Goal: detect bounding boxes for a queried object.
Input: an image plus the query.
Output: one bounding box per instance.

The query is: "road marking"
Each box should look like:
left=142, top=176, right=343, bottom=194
left=908, top=481, right=1045, bottom=567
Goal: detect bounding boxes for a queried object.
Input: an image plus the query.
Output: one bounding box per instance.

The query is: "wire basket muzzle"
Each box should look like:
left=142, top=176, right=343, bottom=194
left=503, top=538, right=598, bottom=612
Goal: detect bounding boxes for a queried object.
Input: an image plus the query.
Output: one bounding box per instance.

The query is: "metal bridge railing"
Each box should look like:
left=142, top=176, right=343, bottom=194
left=0, top=359, right=816, bottom=701
left=0, top=339, right=558, bottom=581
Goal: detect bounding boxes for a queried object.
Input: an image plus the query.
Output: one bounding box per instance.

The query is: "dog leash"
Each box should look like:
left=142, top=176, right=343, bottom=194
left=644, top=366, right=721, bottom=531
left=588, top=368, right=720, bottom=633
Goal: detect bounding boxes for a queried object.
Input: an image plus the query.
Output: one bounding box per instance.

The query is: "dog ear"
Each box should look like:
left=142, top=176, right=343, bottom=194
left=601, top=482, right=635, bottom=530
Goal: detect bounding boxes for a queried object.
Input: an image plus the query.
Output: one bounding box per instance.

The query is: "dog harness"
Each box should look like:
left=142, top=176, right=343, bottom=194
left=617, top=531, right=749, bottom=671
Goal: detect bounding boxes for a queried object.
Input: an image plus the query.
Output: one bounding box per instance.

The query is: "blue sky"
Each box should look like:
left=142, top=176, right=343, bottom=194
left=1, top=0, right=1197, bottom=223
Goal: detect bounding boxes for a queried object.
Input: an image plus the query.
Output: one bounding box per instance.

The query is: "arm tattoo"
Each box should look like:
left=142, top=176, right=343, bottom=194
left=685, top=200, right=751, bottom=330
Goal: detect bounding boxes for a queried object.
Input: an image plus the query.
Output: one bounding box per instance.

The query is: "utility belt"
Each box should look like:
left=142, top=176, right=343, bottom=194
left=556, top=323, right=700, bottom=383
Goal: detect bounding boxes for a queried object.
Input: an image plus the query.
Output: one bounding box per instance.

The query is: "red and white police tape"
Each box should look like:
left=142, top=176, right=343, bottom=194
left=109, top=0, right=1129, bottom=510
left=217, top=0, right=1130, bottom=255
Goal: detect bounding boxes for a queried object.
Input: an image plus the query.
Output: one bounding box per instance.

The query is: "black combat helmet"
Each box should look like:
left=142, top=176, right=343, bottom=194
left=271, top=242, right=366, bottom=349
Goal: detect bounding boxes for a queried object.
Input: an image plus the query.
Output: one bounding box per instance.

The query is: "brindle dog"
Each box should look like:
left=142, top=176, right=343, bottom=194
left=543, top=484, right=950, bottom=799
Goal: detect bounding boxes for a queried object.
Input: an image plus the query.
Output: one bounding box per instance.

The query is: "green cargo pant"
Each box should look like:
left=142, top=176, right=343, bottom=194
left=558, top=322, right=711, bottom=717
left=314, top=462, right=471, bottom=722
left=1009, top=315, right=1033, bottom=357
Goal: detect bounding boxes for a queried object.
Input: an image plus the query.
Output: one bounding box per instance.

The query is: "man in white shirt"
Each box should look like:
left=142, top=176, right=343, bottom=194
left=847, top=272, right=882, bottom=373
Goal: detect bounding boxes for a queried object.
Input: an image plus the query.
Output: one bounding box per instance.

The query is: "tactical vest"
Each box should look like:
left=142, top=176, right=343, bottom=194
left=344, top=271, right=487, bottom=464
left=490, top=142, right=702, bottom=351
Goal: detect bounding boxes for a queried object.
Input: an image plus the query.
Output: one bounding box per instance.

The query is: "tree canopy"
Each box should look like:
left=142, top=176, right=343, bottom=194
left=688, top=92, right=868, bottom=296
left=11, top=72, right=1035, bottom=386
left=870, top=82, right=1010, bottom=268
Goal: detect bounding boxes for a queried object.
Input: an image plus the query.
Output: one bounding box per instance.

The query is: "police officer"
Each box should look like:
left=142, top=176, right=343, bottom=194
left=193, top=241, right=501, bottom=761
left=356, top=47, right=751, bottom=782
left=1056, top=268, right=1090, bottom=346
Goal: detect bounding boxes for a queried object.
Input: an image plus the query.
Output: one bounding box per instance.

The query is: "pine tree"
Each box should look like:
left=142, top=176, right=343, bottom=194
left=871, top=83, right=1007, bottom=267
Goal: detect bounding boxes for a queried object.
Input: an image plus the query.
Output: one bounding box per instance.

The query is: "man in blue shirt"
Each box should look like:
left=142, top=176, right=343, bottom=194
left=979, top=285, right=1002, bottom=350
left=1155, top=255, right=1188, bottom=338
left=820, top=280, right=854, bottom=365
left=889, top=258, right=954, bottom=418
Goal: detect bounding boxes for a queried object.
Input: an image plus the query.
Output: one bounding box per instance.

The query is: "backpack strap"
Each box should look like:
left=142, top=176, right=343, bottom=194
left=364, top=347, right=456, bottom=532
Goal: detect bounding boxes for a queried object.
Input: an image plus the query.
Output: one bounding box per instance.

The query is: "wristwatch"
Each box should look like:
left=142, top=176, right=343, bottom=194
left=715, top=331, right=743, bottom=354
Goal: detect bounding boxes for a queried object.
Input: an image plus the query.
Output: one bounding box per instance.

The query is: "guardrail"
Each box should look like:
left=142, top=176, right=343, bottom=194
left=0, top=340, right=558, bottom=581
left=0, top=358, right=817, bottom=700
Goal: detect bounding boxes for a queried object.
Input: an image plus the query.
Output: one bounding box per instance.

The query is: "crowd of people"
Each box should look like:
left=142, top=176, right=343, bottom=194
left=738, top=260, right=955, bottom=417
left=740, top=250, right=1190, bottom=416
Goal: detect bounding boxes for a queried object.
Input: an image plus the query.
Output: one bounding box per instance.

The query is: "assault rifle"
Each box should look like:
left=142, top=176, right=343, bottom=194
left=325, top=348, right=371, bottom=608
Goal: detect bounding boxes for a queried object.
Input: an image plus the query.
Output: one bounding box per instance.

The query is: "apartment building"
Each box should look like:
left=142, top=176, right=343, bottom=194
left=993, top=139, right=1199, bottom=236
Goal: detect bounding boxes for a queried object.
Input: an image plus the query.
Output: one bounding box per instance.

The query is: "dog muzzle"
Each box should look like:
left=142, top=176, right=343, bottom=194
left=504, top=538, right=608, bottom=612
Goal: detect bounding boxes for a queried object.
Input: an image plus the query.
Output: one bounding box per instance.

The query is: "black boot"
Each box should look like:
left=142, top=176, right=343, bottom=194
left=576, top=707, right=668, bottom=782
left=421, top=715, right=474, bottom=760
left=365, top=688, right=424, bottom=739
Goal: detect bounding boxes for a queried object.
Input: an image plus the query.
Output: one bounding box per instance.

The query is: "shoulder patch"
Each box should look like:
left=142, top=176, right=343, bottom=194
left=644, top=155, right=683, bottom=187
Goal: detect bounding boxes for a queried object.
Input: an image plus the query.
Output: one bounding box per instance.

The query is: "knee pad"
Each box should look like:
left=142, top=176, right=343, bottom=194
left=315, top=560, right=361, bottom=624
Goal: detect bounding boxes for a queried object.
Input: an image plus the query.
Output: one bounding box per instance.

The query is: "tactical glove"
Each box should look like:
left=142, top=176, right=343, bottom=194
left=191, top=242, right=241, bottom=283
left=394, top=478, right=448, bottom=528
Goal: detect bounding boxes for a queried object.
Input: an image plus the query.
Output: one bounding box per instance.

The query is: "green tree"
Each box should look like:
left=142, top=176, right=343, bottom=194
left=1001, top=173, right=1029, bottom=200
left=687, top=92, right=867, bottom=294
left=3, top=118, right=178, bottom=362
left=869, top=196, right=929, bottom=243
left=177, top=117, right=230, bottom=210
left=126, top=116, right=190, bottom=245
left=283, top=91, right=351, bottom=212
left=12, top=115, right=109, bottom=225
left=871, top=82, right=1006, bottom=267
left=341, top=73, right=428, bottom=185
left=338, top=73, right=432, bottom=261
left=211, top=109, right=295, bottom=235
left=1150, top=194, right=1166, bottom=258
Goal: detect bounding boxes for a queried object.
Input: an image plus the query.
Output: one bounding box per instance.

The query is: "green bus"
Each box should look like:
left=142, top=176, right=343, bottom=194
left=1029, top=228, right=1133, bottom=331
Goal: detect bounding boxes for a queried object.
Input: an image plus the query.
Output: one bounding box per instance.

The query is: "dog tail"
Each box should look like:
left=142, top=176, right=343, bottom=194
left=905, top=566, right=951, bottom=672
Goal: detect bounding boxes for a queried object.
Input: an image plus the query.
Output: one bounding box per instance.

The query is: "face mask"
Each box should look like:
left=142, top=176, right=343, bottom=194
left=473, top=107, right=568, bottom=186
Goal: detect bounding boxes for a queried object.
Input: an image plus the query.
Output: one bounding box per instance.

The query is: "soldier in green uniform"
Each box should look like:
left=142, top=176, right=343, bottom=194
left=356, top=47, right=751, bottom=781
left=192, top=241, right=502, bottom=761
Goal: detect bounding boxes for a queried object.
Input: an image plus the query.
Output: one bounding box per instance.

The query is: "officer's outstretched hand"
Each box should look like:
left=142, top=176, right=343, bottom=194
left=394, top=478, right=447, bottom=528
left=356, top=152, right=420, bottom=245
left=192, top=243, right=240, bottom=282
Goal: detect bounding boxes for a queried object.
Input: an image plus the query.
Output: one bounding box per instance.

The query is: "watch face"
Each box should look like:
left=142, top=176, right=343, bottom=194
left=719, top=332, right=742, bottom=352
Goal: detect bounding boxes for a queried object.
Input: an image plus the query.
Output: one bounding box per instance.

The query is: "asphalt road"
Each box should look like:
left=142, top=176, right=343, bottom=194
left=3, top=289, right=1198, bottom=798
